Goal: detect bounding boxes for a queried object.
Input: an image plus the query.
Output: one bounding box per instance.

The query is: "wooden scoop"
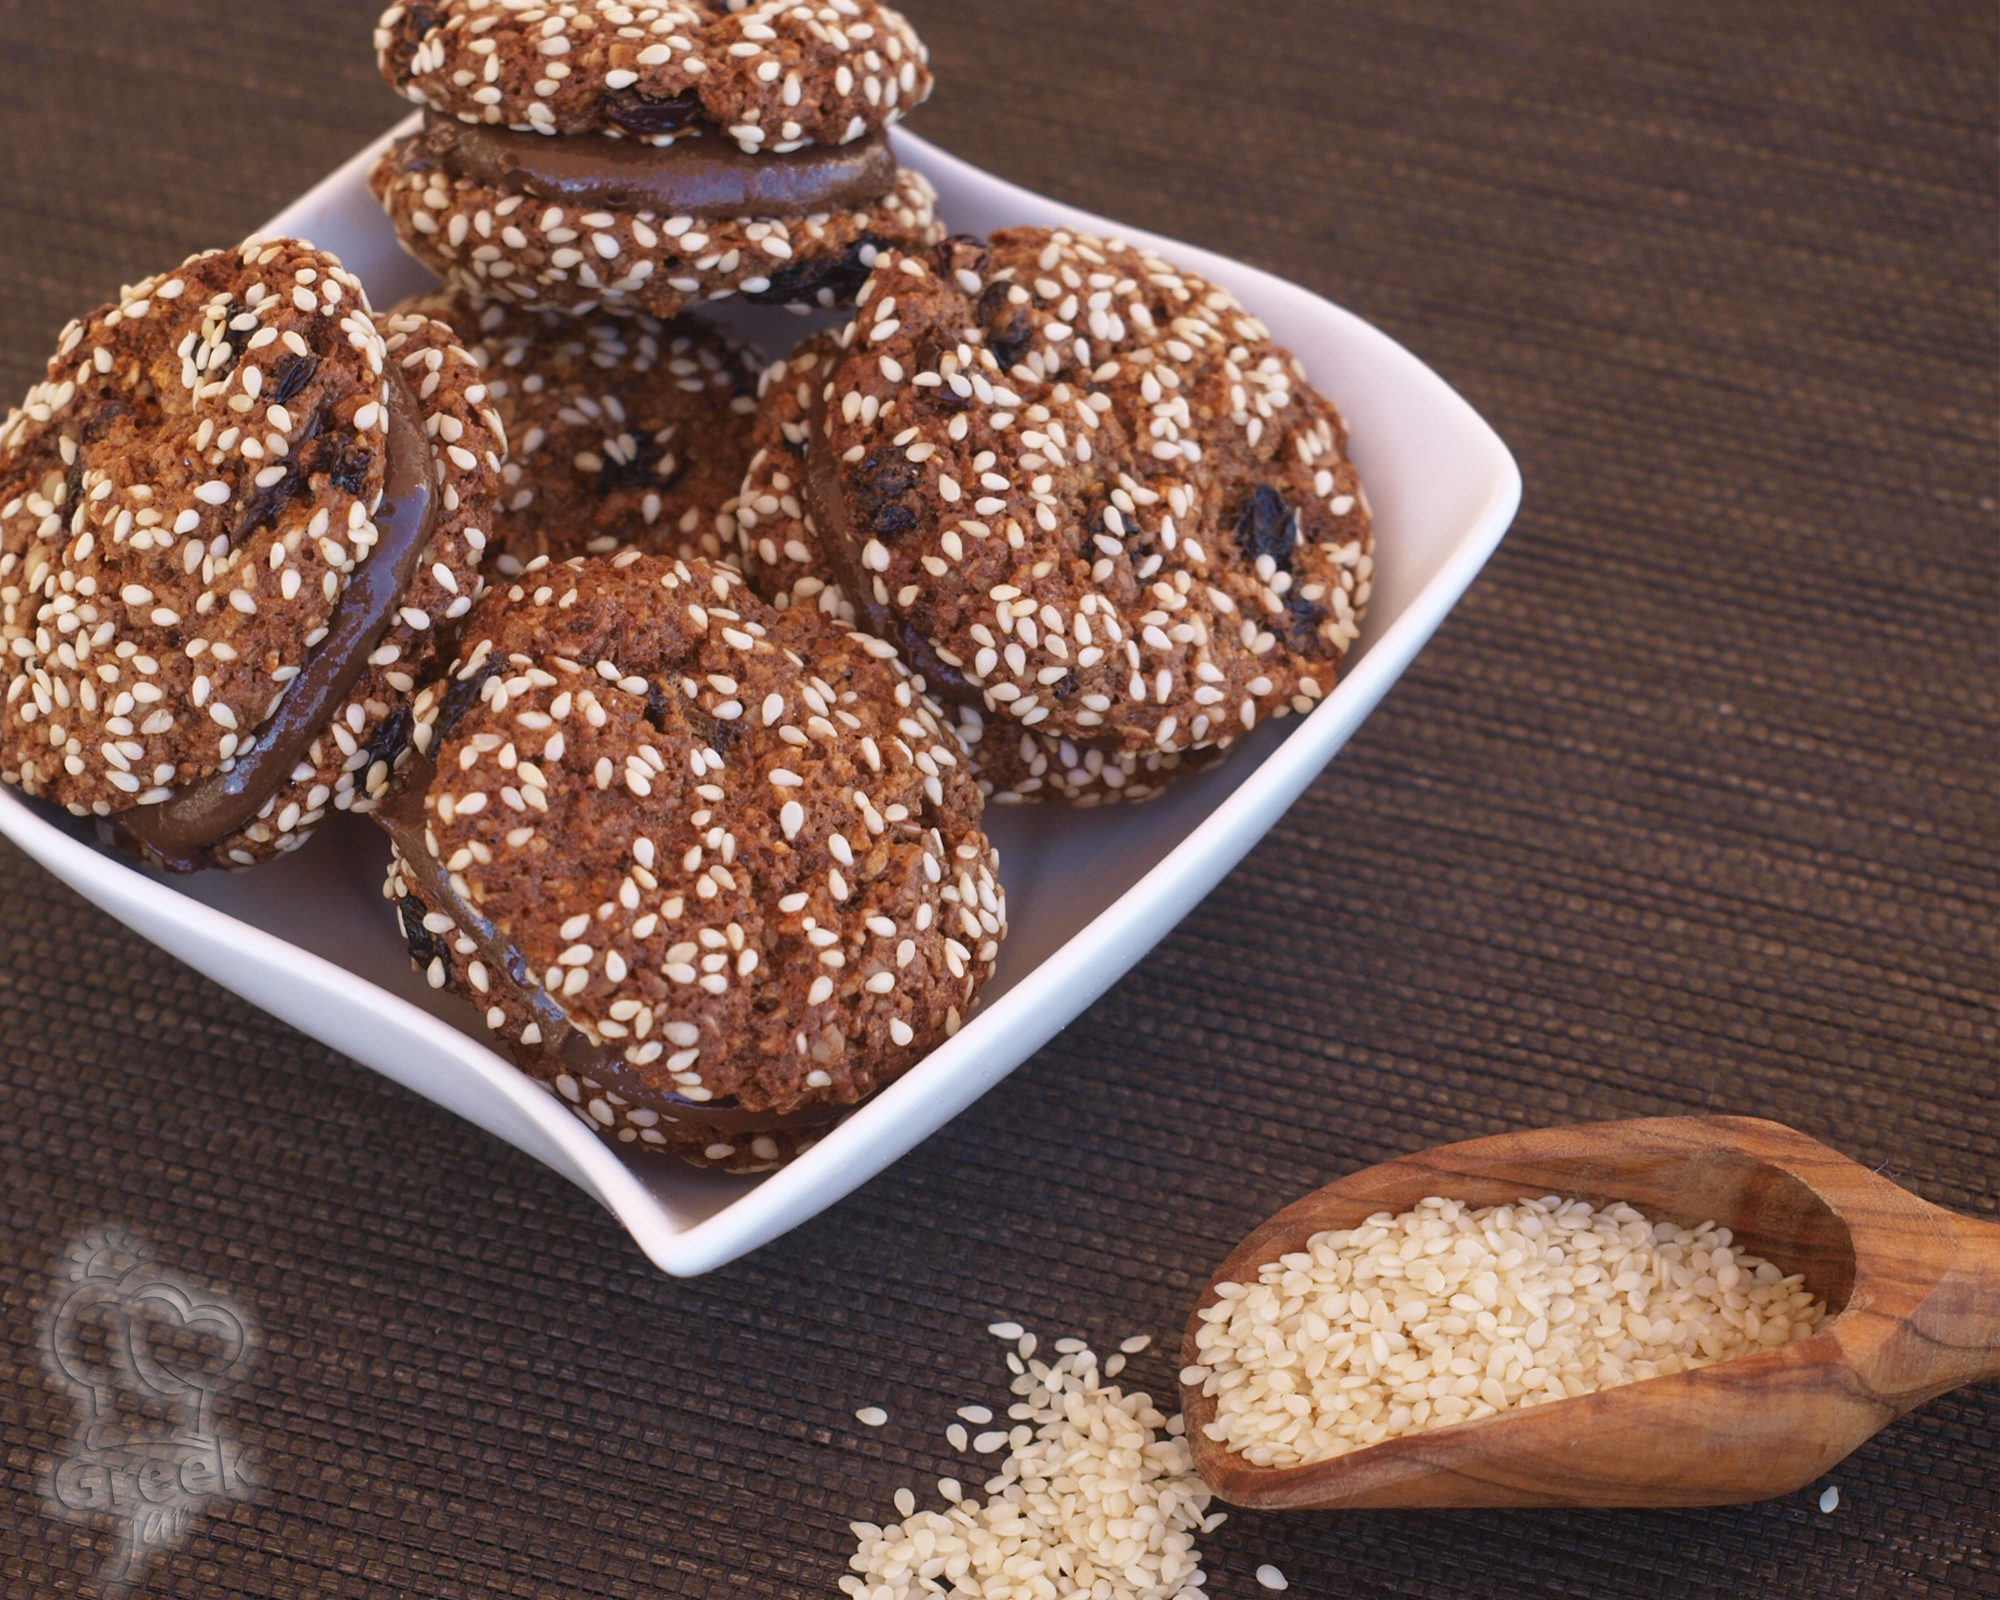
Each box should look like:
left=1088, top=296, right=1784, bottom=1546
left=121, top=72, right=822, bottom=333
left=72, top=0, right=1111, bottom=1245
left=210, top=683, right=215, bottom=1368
left=1179, top=1116, right=2000, bottom=1510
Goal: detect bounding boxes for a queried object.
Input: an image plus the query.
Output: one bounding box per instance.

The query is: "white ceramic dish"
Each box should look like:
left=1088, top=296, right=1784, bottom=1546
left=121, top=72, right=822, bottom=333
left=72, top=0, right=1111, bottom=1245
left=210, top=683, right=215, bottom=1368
left=0, top=118, right=1520, bottom=1275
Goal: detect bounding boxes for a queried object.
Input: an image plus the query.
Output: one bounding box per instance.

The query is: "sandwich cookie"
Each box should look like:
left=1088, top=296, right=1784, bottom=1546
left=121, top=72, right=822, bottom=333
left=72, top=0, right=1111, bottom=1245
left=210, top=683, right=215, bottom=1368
left=372, top=0, right=944, bottom=318
left=0, top=238, right=502, bottom=870
left=380, top=552, right=1003, bottom=1171
left=407, top=292, right=759, bottom=572
left=733, top=330, right=1225, bottom=806
left=796, top=228, right=1376, bottom=785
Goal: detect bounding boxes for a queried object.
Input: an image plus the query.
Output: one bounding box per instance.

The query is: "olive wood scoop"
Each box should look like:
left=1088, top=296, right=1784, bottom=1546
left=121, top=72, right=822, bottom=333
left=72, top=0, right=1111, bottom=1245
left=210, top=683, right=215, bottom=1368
left=1179, top=1116, right=2000, bottom=1510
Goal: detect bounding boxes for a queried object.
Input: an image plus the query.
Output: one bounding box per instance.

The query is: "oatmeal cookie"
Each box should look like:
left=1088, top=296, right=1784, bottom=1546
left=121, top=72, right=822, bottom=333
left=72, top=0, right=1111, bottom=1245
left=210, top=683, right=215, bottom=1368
left=0, top=238, right=502, bottom=870
left=408, top=291, right=757, bottom=570
left=379, top=551, right=1003, bottom=1172
left=801, top=228, right=1375, bottom=770
left=372, top=1, right=944, bottom=316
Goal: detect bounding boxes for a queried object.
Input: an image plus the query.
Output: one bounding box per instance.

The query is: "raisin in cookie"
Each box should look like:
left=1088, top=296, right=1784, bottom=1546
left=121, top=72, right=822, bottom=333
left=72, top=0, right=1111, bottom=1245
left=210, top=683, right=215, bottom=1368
left=799, top=228, right=1375, bottom=778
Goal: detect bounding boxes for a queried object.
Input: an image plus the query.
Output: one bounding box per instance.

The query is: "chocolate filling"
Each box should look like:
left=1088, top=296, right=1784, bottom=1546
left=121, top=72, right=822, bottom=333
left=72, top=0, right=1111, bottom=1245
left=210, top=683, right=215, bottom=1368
left=420, top=110, right=898, bottom=220
left=803, top=378, right=979, bottom=702
left=114, top=368, right=441, bottom=872
left=377, top=755, right=852, bottom=1136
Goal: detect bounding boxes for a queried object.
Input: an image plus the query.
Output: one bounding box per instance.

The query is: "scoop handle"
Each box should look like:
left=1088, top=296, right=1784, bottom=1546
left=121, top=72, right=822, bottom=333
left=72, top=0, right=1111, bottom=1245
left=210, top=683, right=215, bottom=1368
left=1919, top=1211, right=2000, bottom=1391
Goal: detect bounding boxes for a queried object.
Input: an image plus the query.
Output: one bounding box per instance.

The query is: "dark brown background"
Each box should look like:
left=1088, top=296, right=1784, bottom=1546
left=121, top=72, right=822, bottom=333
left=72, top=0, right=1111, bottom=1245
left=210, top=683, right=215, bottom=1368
left=1, top=1, right=1993, bottom=1594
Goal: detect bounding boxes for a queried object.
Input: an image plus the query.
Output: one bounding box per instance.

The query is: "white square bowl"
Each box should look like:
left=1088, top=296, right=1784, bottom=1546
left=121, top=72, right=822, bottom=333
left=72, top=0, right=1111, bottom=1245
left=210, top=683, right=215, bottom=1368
left=0, top=119, right=1520, bottom=1275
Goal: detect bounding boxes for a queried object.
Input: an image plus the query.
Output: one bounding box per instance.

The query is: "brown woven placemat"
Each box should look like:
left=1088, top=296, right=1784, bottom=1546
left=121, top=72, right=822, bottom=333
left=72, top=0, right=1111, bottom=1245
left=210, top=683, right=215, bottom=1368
left=0, top=1, right=1993, bottom=1594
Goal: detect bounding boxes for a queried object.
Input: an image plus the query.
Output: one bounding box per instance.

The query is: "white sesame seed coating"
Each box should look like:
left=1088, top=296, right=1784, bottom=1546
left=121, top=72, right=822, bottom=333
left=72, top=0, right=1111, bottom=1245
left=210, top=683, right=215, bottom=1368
left=734, top=331, right=1203, bottom=807
left=377, top=0, right=933, bottom=151
left=404, top=291, right=758, bottom=572
left=0, top=239, right=501, bottom=867
left=813, top=229, right=1376, bottom=769
left=383, top=552, right=1001, bottom=1172
left=371, top=140, right=943, bottom=318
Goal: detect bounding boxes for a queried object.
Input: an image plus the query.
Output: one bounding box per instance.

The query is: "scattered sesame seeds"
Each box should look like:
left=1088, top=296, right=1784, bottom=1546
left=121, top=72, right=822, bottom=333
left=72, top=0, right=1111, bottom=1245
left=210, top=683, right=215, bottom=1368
left=842, top=1328, right=1217, bottom=1600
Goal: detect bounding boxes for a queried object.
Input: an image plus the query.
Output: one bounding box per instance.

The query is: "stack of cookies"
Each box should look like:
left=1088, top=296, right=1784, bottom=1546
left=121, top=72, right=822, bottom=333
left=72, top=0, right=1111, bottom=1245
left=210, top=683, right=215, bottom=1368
left=0, top=0, right=1377, bottom=1174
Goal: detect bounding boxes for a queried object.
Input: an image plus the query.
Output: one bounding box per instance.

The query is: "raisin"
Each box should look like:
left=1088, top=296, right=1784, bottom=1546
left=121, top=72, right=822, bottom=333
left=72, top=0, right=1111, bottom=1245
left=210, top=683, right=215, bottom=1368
left=1050, top=670, right=1080, bottom=701
left=384, top=4, right=443, bottom=83
left=978, top=281, right=1035, bottom=371
left=437, top=660, right=504, bottom=746
left=1235, top=485, right=1299, bottom=569
left=932, top=235, right=990, bottom=280
left=914, top=336, right=969, bottom=411
left=356, top=705, right=413, bottom=784
left=596, top=434, right=684, bottom=498
left=600, top=87, right=704, bottom=139
left=748, top=237, right=882, bottom=308
left=268, top=354, right=318, bottom=404
left=320, top=429, right=374, bottom=497
left=1282, top=587, right=1327, bottom=649
left=689, top=705, right=741, bottom=755
left=852, top=450, right=922, bottom=540
left=80, top=398, right=130, bottom=446
left=398, top=893, right=451, bottom=975
left=643, top=681, right=673, bottom=733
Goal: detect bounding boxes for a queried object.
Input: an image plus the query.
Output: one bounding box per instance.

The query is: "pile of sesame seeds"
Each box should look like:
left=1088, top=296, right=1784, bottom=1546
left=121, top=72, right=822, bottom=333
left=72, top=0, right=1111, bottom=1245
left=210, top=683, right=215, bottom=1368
left=842, top=1324, right=1220, bottom=1600
left=1183, top=1194, right=1832, bottom=1470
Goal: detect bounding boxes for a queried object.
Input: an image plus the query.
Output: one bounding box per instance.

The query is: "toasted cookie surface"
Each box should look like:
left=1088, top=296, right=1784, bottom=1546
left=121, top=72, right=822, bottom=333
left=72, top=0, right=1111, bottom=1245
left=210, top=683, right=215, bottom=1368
left=731, top=332, right=1200, bottom=806
left=371, top=138, right=942, bottom=319
left=378, top=0, right=933, bottom=149
left=807, top=228, right=1375, bottom=764
left=0, top=240, right=501, bottom=868
left=382, top=552, right=1002, bottom=1171
left=408, top=293, right=757, bottom=571
left=732, top=329, right=855, bottom=622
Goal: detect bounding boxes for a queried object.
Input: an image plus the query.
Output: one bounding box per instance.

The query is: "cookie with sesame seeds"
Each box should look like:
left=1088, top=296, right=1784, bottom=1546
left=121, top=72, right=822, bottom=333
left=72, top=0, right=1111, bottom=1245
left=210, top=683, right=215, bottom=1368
left=371, top=125, right=942, bottom=319
left=376, top=551, right=1003, bottom=1173
left=371, top=0, right=943, bottom=319
left=799, top=228, right=1376, bottom=775
left=380, top=0, right=933, bottom=150
left=405, top=291, right=758, bottom=572
left=735, top=330, right=1216, bottom=808
left=0, top=237, right=504, bottom=871
left=731, top=328, right=857, bottom=623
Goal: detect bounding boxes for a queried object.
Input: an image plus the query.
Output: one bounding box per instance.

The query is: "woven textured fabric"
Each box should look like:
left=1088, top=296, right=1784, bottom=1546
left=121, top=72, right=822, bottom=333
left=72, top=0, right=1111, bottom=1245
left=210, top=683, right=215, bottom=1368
left=0, top=0, right=1993, bottom=1594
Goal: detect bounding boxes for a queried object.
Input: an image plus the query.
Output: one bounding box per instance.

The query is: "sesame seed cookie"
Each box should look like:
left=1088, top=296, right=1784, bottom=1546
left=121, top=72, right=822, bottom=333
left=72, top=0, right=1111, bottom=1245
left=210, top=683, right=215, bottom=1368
left=404, top=291, right=758, bottom=572
left=371, top=133, right=943, bottom=319
left=734, top=332, right=1221, bottom=807
left=378, top=551, right=1003, bottom=1172
left=801, top=228, right=1376, bottom=768
left=379, top=1, right=933, bottom=152
left=732, top=329, right=856, bottom=622
left=0, top=238, right=503, bottom=871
